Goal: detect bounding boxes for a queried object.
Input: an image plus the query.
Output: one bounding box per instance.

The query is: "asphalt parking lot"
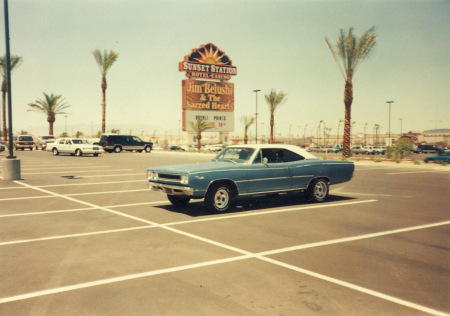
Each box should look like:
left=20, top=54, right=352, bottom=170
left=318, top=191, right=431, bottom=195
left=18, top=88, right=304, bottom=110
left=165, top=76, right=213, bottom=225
left=0, top=149, right=449, bottom=315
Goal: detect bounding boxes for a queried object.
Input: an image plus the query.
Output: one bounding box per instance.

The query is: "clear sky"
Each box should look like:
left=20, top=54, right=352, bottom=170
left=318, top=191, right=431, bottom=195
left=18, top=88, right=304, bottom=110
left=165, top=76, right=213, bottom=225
left=1, top=0, right=449, bottom=138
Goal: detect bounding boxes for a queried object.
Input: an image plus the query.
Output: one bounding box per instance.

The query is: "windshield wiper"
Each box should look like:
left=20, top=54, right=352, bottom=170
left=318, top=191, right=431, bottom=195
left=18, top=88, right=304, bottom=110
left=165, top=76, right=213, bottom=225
left=226, top=159, right=237, bottom=164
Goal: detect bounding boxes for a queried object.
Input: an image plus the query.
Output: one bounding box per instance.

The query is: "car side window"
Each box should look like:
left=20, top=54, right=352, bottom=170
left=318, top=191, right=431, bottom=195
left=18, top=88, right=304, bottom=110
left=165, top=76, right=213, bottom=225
left=132, top=136, right=141, bottom=142
left=59, top=139, right=65, bottom=144
left=259, top=149, right=305, bottom=163
left=260, top=149, right=283, bottom=163
left=65, top=140, right=72, bottom=145
left=282, top=149, right=305, bottom=162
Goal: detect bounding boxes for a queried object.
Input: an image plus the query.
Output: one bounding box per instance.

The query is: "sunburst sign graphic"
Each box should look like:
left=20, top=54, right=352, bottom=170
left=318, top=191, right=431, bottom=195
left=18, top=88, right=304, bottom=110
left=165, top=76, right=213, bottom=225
left=179, top=43, right=237, bottom=81
left=189, top=43, right=231, bottom=65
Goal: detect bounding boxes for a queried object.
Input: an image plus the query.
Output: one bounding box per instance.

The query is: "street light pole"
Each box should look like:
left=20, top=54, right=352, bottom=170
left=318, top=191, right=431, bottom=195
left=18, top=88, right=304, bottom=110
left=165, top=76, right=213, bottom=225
left=386, top=101, right=394, bottom=146
left=253, top=89, right=260, bottom=144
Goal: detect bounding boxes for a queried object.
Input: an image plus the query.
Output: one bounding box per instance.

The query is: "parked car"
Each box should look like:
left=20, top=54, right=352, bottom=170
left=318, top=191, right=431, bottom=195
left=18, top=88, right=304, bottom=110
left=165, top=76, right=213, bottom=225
left=35, top=135, right=56, bottom=150
left=47, top=138, right=104, bottom=156
left=373, top=146, right=386, bottom=155
left=417, top=144, right=443, bottom=154
left=0, top=139, right=5, bottom=152
left=204, top=144, right=225, bottom=152
left=424, top=150, right=450, bottom=163
left=324, top=146, right=342, bottom=153
left=13, top=135, right=35, bottom=150
left=351, top=145, right=375, bottom=155
left=147, top=144, right=354, bottom=212
left=169, top=146, right=185, bottom=151
left=99, top=134, right=153, bottom=153
left=307, top=146, right=322, bottom=152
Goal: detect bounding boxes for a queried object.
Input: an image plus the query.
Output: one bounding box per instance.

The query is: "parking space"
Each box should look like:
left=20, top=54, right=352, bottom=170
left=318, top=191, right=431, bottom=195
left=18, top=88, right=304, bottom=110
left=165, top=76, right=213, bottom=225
left=0, top=150, right=449, bottom=315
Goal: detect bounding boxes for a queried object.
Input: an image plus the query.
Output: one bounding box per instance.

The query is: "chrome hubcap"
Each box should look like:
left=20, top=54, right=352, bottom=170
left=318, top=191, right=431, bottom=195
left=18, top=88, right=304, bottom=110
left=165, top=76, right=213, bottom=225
left=314, top=182, right=327, bottom=199
left=214, top=189, right=229, bottom=209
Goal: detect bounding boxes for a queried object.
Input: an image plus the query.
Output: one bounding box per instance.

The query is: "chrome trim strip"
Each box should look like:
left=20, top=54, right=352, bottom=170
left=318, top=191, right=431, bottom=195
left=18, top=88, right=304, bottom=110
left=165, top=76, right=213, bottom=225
left=148, top=182, right=194, bottom=196
left=240, top=187, right=307, bottom=196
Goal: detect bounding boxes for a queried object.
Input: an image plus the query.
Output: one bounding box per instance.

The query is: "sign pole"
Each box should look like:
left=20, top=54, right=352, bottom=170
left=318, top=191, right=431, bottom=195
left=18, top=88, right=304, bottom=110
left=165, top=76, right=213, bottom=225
left=2, top=0, right=21, bottom=180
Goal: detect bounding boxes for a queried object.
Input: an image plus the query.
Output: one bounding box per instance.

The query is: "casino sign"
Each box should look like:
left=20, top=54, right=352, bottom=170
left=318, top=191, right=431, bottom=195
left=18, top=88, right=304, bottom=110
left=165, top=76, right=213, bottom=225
left=179, top=43, right=237, bottom=81
left=180, top=43, right=237, bottom=136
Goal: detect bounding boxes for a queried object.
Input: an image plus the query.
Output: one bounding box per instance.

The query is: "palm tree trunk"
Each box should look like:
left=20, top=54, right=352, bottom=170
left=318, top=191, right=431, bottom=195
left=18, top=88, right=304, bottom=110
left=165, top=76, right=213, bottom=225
left=48, top=115, right=55, bottom=135
left=197, top=133, right=201, bottom=151
left=101, top=77, right=107, bottom=133
left=244, top=131, right=248, bottom=144
left=270, top=114, right=274, bottom=144
left=342, top=79, right=353, bottom=157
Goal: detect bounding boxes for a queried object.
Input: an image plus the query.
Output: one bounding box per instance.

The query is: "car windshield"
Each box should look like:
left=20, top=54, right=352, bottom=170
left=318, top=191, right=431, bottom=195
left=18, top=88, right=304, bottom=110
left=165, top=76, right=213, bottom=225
left=72, top=139, right=88, bottom=144
left=213, top=147, right=255, bottom=163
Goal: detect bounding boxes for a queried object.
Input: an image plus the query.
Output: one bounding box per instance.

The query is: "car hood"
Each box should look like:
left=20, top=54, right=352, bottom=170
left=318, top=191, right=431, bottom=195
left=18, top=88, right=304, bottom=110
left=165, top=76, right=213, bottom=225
left=148, top=161, right=245, bottom=174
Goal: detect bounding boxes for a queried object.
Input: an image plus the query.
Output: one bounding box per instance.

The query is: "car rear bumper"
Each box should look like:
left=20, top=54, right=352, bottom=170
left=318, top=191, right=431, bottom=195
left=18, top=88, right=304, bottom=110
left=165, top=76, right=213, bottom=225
left=148, top=182, right=194, bottom=196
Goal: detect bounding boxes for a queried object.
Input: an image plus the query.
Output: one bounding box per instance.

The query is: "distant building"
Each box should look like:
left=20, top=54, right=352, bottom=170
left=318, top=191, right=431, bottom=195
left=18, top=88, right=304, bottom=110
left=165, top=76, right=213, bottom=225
left=418, top=129, right=450, bottom=146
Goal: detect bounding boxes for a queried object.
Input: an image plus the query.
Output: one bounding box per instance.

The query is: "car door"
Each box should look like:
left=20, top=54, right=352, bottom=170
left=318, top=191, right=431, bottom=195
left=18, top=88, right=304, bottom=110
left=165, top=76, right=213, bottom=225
left=246, top=148, right=292, bottom=194
left=62, top=139, right=73, bottom=153
left=131, top=136, right=144, bottom=151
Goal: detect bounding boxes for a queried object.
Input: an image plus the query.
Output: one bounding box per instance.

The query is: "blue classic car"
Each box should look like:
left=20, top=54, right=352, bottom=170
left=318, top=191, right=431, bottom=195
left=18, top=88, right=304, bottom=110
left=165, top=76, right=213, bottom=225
left=147, top=144, right=354, bottom=212
left=424, top=150, right=450, bottom=163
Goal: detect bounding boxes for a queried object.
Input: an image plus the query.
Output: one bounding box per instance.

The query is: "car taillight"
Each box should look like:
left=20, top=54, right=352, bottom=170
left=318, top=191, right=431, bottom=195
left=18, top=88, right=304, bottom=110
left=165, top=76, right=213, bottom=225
left=105, top=140, right=108, bottom=146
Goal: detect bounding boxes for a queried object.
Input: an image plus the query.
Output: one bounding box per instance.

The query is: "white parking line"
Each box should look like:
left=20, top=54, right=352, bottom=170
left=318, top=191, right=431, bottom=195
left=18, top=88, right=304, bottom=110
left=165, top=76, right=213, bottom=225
left=38, top=180, right=144, bottom=188
left=21, top=165, right=111, bottom=171
left=22, top=169, right=134, bottom=175
left=4, top=181, right=448, bottom=315
left=66, top=189, right=148, bottom=196
left=0, top=225, right=154, bottom=246
left=258, top=256, right=449, bottom=316
left=166, top=200, right=378, bottom=226
left=388, top=170, right=449, bottom=175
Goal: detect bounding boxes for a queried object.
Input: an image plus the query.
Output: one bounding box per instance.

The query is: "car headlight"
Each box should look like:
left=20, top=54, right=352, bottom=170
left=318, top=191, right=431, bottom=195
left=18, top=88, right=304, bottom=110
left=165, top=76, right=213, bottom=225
left=147, top=171, right=159, bottom=180
left=180, top=174, right=189, bottom=185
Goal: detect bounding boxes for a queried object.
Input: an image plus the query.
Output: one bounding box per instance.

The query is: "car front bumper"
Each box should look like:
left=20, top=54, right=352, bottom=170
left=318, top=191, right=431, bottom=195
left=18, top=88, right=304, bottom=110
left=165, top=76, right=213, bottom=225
left=148, top=182, right=194, bottom=196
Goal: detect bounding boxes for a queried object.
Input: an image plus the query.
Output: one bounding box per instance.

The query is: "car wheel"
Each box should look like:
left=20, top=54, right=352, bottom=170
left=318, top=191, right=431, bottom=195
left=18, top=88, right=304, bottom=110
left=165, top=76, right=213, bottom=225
left=30, top=147, right=33, bottom=151
left=205, top=183, right=234, bottom=212
left=75, top=149, right=82, bottom=157
left=167, top=195, right=191, bottom=207
left=113, top=146, right=122, bottom=153
left=144, top=146, right=151, bottom=153
left=52, top=148, right=59, bottom=156
left=93, top=153, right=99, bottom=157
left=307, top=178, right=329, bottom=202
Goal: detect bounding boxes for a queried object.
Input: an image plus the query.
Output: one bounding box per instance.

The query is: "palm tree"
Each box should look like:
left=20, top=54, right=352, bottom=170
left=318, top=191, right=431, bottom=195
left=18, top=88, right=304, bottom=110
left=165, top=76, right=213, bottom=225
left=326, top=27, right=377, bottom=157
left=28, top=93, right=71, bottom=135
left=241, top=115, right=255, bottom=144
left=92, top=49, right=119, bottom=133
left=190, top=118, right=214, bottom=151
left=0, top=55, right=22, bottom=141
left=264, top=89, right=287, bottom=144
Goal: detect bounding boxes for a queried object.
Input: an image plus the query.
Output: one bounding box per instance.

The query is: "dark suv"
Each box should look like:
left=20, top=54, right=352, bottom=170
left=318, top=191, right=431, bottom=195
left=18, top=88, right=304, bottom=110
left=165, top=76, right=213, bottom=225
left=99, top=134, right=153, bottom=153
left=417, top=144, right=442, bottom=154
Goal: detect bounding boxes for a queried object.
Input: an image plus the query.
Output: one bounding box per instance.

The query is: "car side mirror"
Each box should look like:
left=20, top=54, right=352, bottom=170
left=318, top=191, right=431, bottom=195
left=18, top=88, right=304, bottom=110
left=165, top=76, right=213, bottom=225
left=263, top=157, right=269, bottom=164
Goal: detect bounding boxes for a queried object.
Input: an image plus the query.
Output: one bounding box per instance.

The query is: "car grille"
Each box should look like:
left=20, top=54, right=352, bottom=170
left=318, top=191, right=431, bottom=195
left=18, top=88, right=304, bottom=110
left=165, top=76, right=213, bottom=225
left=93, top=147, right=99, bottom=150
left=159, top=173, right=182, bottom=182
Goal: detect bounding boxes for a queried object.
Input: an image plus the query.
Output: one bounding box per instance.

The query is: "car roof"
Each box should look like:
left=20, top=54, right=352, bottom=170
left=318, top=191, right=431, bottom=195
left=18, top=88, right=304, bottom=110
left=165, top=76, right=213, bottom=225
left=226, top=144, right=318, bottom=159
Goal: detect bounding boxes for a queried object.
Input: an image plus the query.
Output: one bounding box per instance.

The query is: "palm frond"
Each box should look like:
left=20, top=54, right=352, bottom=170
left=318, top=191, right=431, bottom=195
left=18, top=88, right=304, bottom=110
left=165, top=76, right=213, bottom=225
left=28, top=92, right=71, bottom=115
left=264, top=89, right=287, bottom=113
left=92, top=49, right=119, bottom=77
left=0, top=55, right=23, bottom=78
left=326, top=27, right=377, bottom=80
